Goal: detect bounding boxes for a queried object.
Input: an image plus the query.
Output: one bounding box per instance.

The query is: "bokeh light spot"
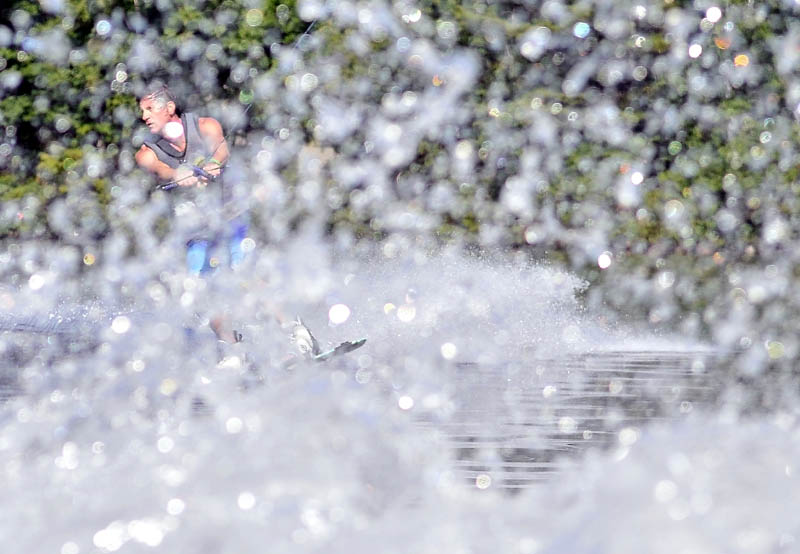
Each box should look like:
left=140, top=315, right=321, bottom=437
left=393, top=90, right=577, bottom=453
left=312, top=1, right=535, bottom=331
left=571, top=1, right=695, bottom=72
left=128, top=519, right=164, bottom=547
left=93, top=522, right=125, bottom=551
left=157, top=436, right=174, bottom=453
left=328, top=303, right=351, bottom=325
left=238, top=491, right=256, bottom=510
left=665, top=199, right=685, bottom=219
left=397, top=304, right=416, bottom=322
left=159, top=378, right=177, bottom=396
left=440, top=342, right=457, bottom=359
left=573, top=22, right=591, bottom=39
left=28, top=273, right=45, bottom=291
left=398, top=395, right=414, bottom=410
left=654, top=480, right=678, bottom=503
left=163, top=121, right=183, bottom=140
left=245, top=9, right=263, bottom=26
left=766, top=340, right=785, bottom=359
left=706, top=6, right=722, bottom=23
left=559, top=417, right=577, bottom=433
left=619, top=427, right=640, bottom=446
left=241, top=237, right=256, bottom=252
left=95, top=20, right=111, bottom=36
left=111, top=316, right=131, bottom=334
left=226, top=417, right=244, bottom=434
left=166, top=498, right=185, bottom=516
left=476, top=474, right=492, bottom=489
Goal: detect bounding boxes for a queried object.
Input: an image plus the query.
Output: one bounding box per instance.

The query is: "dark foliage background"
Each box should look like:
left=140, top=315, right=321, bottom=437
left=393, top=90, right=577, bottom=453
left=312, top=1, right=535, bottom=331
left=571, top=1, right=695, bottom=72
left=3, top=0, right=800, bottom=376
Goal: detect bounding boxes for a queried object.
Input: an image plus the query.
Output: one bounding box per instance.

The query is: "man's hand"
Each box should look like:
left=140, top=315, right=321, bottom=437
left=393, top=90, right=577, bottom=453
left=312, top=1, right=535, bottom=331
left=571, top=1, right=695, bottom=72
left=175, top=165, right=205, bottom=188
left=202, top=161, right=222, bottom=178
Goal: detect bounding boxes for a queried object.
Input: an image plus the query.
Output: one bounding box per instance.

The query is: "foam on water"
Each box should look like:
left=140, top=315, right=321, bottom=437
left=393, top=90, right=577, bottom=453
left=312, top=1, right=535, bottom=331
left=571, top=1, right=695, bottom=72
left=1, top=240, right=792, bottom=552
left=4, top=0, right=800, bottom=547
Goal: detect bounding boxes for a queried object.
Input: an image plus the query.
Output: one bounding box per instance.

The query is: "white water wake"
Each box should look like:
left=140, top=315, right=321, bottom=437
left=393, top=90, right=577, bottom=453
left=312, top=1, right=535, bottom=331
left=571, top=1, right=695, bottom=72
left=0, top=241, right=790, bottom=553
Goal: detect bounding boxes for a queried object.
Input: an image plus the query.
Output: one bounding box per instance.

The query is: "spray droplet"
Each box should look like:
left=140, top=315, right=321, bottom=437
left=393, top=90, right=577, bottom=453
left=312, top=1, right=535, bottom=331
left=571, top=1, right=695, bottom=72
left=398, top=395, right=414, bottom=410
left=440, top=342, right=457, bottom=359
left=163, top=121, right=183, bottom=140
left=706, top=6, right=722, bottom=23
left=111, top=316, right=131, bottom=334
left=328, top=303, right=351, bottom=325
left=573, top=22, right=591, bottom=39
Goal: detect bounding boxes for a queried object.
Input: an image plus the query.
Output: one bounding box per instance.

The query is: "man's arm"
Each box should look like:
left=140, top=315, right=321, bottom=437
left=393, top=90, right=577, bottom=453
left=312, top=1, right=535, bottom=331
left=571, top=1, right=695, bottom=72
left=135, top=145, right=200, bottom=188
left=135, top=145, right=176, bottom=180
left=198, top=117, right=229, bottom=177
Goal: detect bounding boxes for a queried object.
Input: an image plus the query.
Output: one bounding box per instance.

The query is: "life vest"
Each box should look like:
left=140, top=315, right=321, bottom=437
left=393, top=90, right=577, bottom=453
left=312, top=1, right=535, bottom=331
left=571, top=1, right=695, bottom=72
left=142, top=112, right=243, bottom=239
left=143, top=112, right=211, bottom=173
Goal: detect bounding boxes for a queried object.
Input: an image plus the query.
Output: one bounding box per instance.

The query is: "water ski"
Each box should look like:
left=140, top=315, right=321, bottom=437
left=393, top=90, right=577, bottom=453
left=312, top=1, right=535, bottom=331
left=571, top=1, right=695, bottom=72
left=312, top=337, right=367, bottom=362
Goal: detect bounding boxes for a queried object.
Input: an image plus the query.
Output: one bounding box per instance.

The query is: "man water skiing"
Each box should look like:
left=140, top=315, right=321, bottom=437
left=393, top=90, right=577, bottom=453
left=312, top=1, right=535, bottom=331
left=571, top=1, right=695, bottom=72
left=135, top=85, right=227, bottom=189
left=135, top=83, right=245, bottom=343
left=133, top=82, right=362, bottom=362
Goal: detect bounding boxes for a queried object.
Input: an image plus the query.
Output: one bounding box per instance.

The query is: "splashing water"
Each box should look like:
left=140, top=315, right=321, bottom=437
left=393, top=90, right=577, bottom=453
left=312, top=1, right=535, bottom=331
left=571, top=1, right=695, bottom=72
left=0, top=239, right=784, bottom=553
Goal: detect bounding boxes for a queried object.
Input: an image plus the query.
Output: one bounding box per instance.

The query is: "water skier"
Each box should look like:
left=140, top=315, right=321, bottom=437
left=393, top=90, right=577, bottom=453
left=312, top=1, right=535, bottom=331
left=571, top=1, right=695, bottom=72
left=133, top=83, right=363, bottom=362
left=134, top=83, right=245, bottom=343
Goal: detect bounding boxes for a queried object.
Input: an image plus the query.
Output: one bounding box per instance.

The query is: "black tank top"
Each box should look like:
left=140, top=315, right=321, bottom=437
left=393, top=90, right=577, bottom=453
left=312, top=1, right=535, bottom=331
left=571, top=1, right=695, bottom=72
left=142, top=113, right=241, bottom=238
left=143, top=112, right=209, bottom=172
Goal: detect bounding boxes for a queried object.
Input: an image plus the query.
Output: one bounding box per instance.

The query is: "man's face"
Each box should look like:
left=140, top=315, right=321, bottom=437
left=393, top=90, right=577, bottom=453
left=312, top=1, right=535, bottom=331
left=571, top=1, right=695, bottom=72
left=139, top=95, right=174, bottom=136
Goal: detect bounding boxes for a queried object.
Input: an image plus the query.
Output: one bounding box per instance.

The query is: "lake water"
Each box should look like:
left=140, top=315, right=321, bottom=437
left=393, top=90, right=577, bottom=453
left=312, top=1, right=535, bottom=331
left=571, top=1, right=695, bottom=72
left=436, top=350, right=722, bottom=489
left=2, top=335, right=721, bottom=490
left=0, top=251, right=795, bottom=553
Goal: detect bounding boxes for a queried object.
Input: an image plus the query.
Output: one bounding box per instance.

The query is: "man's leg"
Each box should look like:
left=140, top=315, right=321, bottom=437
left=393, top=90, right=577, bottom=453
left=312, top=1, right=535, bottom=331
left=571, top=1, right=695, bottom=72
left=186, top=239, right=213, bottom=275
left=186, top=238, right=239, bottom=343
left=227, top=218, right=249, bottom=269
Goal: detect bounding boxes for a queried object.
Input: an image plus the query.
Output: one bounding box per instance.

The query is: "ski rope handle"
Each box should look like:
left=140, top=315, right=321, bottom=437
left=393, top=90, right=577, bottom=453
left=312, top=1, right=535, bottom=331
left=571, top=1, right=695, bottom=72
left=160, top=163, right=220, bottom=191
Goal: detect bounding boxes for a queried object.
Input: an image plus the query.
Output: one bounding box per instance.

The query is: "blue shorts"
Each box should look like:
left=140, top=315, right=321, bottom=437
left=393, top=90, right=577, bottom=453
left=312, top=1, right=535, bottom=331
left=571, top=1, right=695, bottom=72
left=186, top=218, right=248, bottom=275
